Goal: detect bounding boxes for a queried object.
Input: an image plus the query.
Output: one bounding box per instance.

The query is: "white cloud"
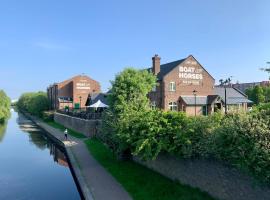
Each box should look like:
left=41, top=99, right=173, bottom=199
left=34, top=41, right=71, bottom=50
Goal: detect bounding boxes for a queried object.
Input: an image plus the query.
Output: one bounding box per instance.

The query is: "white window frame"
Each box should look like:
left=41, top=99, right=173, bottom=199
left=169, top=82, right=176, bottom=92
left=169, top=102, right=177, bottom=111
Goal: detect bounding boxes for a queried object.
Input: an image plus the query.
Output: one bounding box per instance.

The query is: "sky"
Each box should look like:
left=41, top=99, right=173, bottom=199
left=0, top=0, right=269, bottom=99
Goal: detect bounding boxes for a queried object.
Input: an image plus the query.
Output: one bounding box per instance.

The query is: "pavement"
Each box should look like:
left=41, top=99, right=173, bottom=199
left=29, top=116, right=132, bottom=200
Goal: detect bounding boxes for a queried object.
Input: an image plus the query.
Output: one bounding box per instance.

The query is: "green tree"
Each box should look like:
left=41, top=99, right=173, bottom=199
left=245, top=85, right=265, bottom=105
left=17, top=91, right=49, bottom=117
left=263, top=86, right=270, bottom=102
left=102, top=68, right=156, bottom=153
left=0, top=90, right=11, bottom=123
left=109, top=68, right=157, bottom=114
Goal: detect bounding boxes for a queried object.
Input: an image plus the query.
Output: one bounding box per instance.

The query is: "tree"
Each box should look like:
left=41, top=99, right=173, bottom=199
left=0, top=90, right=11, bottom=123
left=247, top=85, right=265, bottom=105
left=260, top=61, right=270, bottom=80
left=102, top=68, right=157, bottom=153
left=17, top=91, right=49, bottom=117
left=108, top=68, right=157, bottom=115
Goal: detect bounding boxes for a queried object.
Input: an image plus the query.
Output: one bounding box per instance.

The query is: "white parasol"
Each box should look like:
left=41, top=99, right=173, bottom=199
left=88, top=100, right=109, bottom=108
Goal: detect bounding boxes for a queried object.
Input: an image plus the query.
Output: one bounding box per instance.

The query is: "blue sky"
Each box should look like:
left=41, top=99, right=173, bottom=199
left=0, top=0, right=269, bottom=99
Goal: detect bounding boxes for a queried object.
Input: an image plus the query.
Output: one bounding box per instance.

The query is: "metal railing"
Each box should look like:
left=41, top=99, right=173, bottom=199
left=56, top=109, right=102, bottom=120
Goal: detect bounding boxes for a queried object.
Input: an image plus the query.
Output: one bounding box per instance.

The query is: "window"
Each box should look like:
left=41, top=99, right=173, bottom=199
left=169, top=82, right=176, bottom=91
left=202, top=106, right=208, bottom=116
left=169, top=102, right=177, bottom=111
left=151, top=101, right=156, bottom=110
left=152, top=86, right=157, bottom=92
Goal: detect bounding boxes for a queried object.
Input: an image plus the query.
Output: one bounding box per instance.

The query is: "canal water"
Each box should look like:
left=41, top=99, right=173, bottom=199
left=0, top=110, right=81, bottom=200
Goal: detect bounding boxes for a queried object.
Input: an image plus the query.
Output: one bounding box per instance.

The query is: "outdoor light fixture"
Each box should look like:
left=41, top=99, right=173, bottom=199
left=219, top=77, right=232, bottom=114
left=193, top=89, right=198, bottom=116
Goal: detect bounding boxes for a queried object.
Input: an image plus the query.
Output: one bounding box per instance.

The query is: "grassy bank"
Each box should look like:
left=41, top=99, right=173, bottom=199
left=84, top=138, right=215, bottom=200
left=46, top=121, right=86, bottom=139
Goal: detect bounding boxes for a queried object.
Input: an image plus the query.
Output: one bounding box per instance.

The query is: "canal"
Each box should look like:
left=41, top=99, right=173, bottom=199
left=0, top=110, right=81, bottom=200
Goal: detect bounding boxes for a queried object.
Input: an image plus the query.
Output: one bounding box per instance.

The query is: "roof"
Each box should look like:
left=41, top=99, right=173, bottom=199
left=181, top=96, right=208, bottom=105
left=147, top=59, right=185, bottom=80
left=147, top=55, right=215, bottom=81
left=214, top=87, right=253, bottom=104
left=85, top=93, right=108, bottom=106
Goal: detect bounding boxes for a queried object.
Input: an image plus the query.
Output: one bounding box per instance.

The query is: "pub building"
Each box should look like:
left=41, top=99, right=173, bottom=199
left=148, top=54, right=252, bottom=116
left=47, top=74, right=101, bottom=110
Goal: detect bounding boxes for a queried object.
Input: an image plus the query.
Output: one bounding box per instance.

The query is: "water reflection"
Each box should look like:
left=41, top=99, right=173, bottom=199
left=0, top=121, right=7, bottom=142
left=17, top=112, right=69, bottom=167
left=0, top=111, right=80, bottom=200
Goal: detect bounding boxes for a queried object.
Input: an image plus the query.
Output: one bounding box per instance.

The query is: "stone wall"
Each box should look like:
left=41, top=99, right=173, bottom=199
left=54, top=112, right=101, bottom=137
left=134, top=153, right=270, bottom=200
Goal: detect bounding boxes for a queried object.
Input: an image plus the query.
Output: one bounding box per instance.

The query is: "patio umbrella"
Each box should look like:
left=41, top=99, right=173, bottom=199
left=88, top=100, right=109, bottom=108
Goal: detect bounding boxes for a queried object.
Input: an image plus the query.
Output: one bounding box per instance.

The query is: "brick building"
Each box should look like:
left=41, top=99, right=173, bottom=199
left=232, top=81, right=270, bottom=93
left=47, top=75, right=100, bottom=110
left=148, top=54, right=251, bottom=115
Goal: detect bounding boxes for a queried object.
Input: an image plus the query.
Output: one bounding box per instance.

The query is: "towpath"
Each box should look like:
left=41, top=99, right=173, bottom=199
left=28, top=115, right=132, bottom=200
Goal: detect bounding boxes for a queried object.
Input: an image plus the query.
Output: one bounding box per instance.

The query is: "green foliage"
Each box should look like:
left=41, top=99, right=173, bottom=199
left=0, top=90, right=11, bottom=123
left=246, top=85, right=266, bottom=104
left=102, top=67, right=270, bottom=183
left=102, top=68, right=157, bottom=153
left=17, top=91, right=49, bottom=117
left=108, top=68, right=157, bottom=114
left=85, top=138, right=215, bottom=200
left=42, top=111, right=54, bottom=122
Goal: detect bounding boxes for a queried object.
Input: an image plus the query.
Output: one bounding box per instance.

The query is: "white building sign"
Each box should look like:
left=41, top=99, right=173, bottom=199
left=179, top=65, right=203, bottom=85
left=76, top=82, right=91, bottom=90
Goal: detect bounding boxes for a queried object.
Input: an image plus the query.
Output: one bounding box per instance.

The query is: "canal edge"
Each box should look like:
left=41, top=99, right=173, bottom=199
left=23, top=112, right=94, bottom=200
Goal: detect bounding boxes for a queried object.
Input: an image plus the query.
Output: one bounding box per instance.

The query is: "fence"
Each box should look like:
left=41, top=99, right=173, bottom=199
left=57, top=109, right=102, bottom=120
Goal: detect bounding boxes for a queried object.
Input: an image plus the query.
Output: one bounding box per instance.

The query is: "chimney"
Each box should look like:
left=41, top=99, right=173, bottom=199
left=152, top=54, right=161, bottom=75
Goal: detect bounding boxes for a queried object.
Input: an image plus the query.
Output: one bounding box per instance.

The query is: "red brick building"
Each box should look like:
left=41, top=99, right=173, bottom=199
left=148, top=55, right=251, bottom=115
left=47, top=75, right=100, bottom=110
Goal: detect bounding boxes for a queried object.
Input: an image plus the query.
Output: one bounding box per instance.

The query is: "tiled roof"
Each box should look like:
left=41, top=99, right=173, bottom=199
left=181, top=96, right=208, bottom=105
left=147, top=59, right=186, bottom=80
left=181, top=95, right=220, bottom=105
left=214, top=87, right=253, bottom=104
left=85, top=93, right=108, bottom=106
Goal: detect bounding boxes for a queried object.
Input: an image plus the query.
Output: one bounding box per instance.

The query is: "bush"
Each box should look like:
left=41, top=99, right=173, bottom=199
left=103, top=66, right=270, bottom=183
left=42, top=111, right=54, bottom=122
left=0, top=90, right=11, bottom=123
left=17, top=91, right=49, bottom=117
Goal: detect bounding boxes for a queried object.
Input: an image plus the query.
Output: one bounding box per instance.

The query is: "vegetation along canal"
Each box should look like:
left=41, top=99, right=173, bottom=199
left=0, top=109, right=81, bottom=200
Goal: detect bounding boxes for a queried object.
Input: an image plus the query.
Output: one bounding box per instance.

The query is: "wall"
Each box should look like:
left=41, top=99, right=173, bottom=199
left=54, top=112, right=101, bottom=137
left=134, top=153, right=270, bottom=200
left=72, top=75, right=101, bottom=107
left=162, top=56, right=215, bottom=111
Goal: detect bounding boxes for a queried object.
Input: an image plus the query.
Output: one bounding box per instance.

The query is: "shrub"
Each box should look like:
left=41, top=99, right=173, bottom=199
left=42, top=111, right=54, bottom=122
left=103, top=67, right=270, bottom=183
left=17, top=91, right=49, bottom=117
left=0, top=90, right=11, bottom=123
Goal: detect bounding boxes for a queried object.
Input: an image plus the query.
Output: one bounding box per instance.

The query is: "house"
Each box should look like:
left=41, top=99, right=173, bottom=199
left=148, top=54, right=251, bottom=115
left=47, top=74, right=101, bottom=110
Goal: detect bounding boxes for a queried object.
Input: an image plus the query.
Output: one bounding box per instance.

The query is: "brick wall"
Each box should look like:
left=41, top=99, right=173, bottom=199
left=134, top=153, right=270, bottom=200
left=54, top=112, right=101, bottom=137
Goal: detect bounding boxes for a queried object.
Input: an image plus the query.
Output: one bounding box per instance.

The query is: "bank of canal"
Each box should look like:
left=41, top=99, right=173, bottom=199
left=0, top=110, right=81, bottom=200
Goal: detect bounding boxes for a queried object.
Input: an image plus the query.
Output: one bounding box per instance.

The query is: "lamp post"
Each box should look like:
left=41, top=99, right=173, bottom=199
left=193, top=89, right=197, bottom=116
left=219, top=77, right=232, bottom=114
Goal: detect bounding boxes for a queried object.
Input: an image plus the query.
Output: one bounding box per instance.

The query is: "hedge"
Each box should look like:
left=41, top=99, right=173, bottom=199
left=102, top=109, right=270, bottom=183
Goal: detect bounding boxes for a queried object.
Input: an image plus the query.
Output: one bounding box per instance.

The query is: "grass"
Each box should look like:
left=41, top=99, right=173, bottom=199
left=46, top=121, right=87, bottom=139
left=84, top=138, right=216, bottom=200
